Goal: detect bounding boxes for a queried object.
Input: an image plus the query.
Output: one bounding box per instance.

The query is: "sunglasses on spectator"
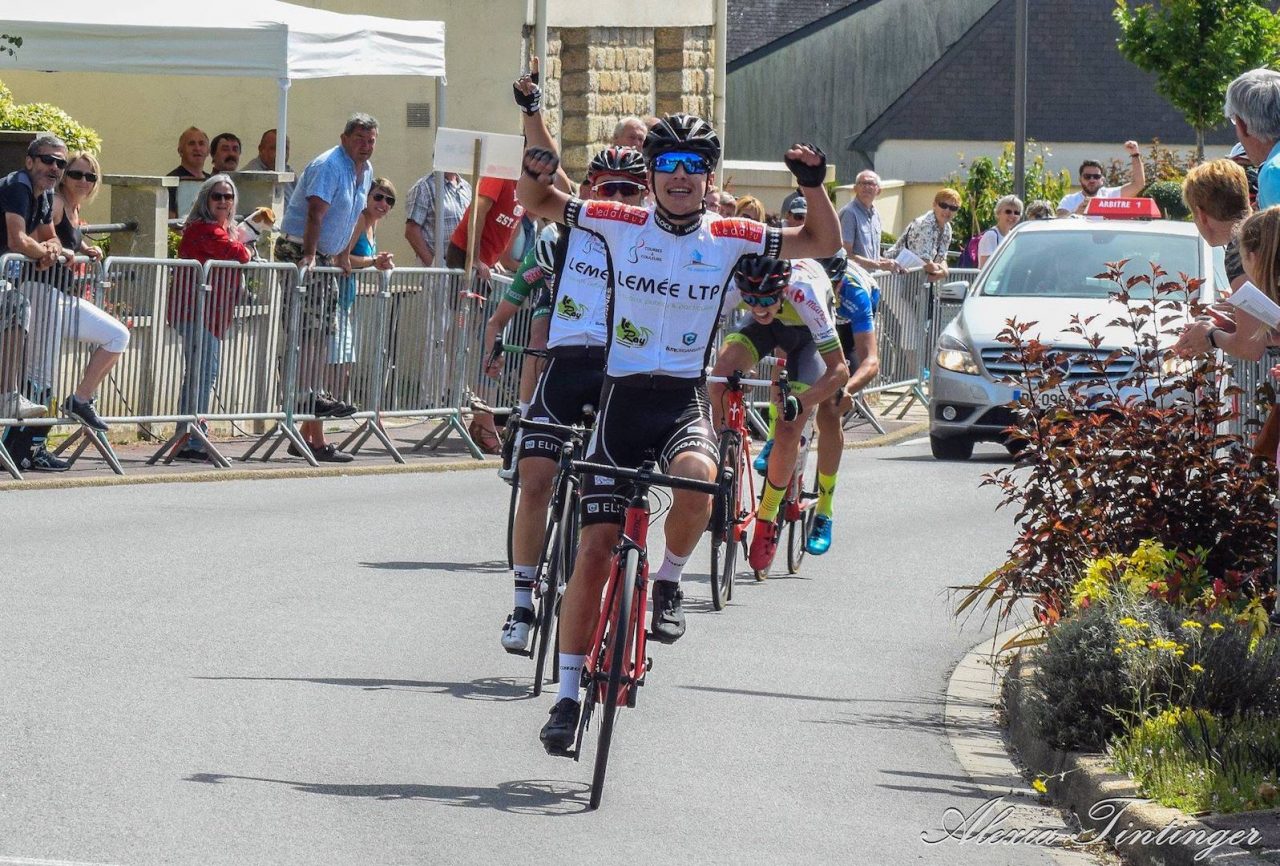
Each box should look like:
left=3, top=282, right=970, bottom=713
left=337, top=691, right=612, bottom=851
left=372, top=192, right=396, bottom=206
left=1082, top=173, right=1104, bottom=180
left=65, top=169, right=98, bottom=183
left=33, top=153, right=67, bottom=169
left=651, top=151, right=711, bottom=175
left=739, top=291, right=783, bottom=308
left=209, top=192, right=235, bottom=202
left=1001, top=208, right=1022, bottom=216
left=592, top=180, right=646, bottom=197
left=937, top=202, right=960, bottom=212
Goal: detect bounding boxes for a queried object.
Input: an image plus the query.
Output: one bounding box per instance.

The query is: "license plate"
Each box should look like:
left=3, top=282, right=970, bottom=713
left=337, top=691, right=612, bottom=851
left=1039, top=391, right=1069, bottom=408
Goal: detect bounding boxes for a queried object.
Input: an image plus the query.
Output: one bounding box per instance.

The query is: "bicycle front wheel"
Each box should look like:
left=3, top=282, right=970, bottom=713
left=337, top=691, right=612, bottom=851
left=786, top=432, right=817, bottom=575
left=590, top=545, right=638, bottom=810
left=534, top=484, right=577, bottom=694
left=505, top=463, right=520, bottom=570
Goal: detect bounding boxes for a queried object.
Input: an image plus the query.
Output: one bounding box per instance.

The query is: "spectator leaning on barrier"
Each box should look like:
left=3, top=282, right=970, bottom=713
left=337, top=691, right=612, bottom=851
left=1226, top=69, right=1280, bottom=209
left=243, top=129, right=296, bottom=206
left=210, top=132, right=241, bottom=173
left=0, top=135, right=64, bottom=432
left=886, top=187, right=960, bottom=281
left=1056, top=141, right=1146, bottom=217
left=168, top=126, right=210, bottom=220
left=445, top=175, right=524, bottom=282
left=977, top=194, right=1023, bottom=267
left=403, top=171, right=471, bottom=267
left=839, top=170, right=899, bottom=273
left=169, top=175, right=270, bottom=462
left=1182, top=159, right=1252, bottom=290
left=275, top=112, right=379, bottom=464
left=329, top=178, right=396, bottom=407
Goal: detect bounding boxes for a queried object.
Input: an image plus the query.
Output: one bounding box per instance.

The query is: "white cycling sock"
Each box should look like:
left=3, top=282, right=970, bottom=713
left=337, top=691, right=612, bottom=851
left=557, top=653, right=585, bottom=702
left=652, top=547, right=690, bottom=584
left=513, top=564, right=536, bottom=611
left=518, top=400, right=530, bottom=414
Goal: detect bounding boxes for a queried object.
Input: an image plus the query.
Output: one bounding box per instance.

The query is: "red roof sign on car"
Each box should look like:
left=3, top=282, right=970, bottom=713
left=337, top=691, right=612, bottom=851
left=1084, top=197, right=1162, bottom=219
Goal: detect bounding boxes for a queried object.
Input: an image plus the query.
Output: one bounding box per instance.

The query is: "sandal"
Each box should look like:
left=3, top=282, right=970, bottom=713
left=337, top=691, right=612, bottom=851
left=468, top=414, right=502, bottom=455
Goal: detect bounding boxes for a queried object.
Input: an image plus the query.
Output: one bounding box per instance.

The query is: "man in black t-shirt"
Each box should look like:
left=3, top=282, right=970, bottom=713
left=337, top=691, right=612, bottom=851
left=1, top=134, right=76, bottom=469
left=167, top=127, right=210, bottom=219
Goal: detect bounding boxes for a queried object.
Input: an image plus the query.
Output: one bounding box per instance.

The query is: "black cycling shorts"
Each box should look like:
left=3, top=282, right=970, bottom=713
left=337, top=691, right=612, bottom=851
left=579, top=378, right=719, bottom=526
left=519, top=349, right=606, bottom=462
left=725, top=320, right=823, bottom=392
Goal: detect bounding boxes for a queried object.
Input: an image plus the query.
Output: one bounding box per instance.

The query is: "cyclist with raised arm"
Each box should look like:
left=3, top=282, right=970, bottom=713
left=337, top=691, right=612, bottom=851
left=517, top=99, right=842, bottom=754
left=484, top=71, right=650, bottom=654
left=709, top=256, right=850, bottom=573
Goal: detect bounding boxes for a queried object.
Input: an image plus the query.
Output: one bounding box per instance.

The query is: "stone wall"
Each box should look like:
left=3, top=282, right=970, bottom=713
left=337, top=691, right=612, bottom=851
left=534, top=24, right=716, bottom=179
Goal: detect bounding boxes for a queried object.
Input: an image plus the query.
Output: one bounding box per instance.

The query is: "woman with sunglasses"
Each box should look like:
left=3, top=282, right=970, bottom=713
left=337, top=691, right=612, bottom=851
left=328, top=178, right=396, bottom=408
left=31, top=150, right=129, bottom=435
left=167, top=175, right=259, bottom=461
left=516, top=61, right=842, bottom=754
left=977, top=194, right=1024, bottom=267
left=886, top=188, right=961, bottom=281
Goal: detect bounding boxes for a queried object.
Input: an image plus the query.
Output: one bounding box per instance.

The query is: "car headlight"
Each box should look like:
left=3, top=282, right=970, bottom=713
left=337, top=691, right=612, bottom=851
left=936, top=334, right=980, bottom=375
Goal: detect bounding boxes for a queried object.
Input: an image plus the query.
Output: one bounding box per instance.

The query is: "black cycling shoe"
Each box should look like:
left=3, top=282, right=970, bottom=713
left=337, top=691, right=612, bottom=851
left=540, top=698, right=580, bottom=756
left=649, top=580, right=686, bottom=644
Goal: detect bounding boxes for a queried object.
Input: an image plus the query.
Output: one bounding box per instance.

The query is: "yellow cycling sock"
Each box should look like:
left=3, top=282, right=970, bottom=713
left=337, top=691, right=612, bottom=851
left=766, top=405, right=776, bottom=439
left=758, top=479, right=786, bottom=522
left=817, top=471, right=838, bottom=518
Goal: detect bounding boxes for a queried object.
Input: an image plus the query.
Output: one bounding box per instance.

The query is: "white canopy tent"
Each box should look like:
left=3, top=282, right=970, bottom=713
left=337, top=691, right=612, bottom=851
left=0, top=0, right=447, bottom=172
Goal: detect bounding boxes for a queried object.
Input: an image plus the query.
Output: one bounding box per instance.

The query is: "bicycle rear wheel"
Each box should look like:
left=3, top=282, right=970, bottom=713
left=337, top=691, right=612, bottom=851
left=590, top=545, right=638, bottom=810
left=709, top=430, right=743, bottom=610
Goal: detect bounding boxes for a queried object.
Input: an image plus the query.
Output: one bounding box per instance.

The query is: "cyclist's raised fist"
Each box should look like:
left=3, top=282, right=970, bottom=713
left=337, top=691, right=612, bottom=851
left=784, top=143, right=827, bottom=188
left=522, top=146, right=559, bottom=185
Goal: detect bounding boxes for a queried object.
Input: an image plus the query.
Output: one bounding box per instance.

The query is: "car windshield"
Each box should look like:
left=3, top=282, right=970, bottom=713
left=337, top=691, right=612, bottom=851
left=979, top=229, right=1201, bottom=300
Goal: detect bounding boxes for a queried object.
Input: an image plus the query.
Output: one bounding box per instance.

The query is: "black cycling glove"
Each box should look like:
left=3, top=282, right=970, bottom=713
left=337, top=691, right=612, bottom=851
left=513, top=68, right=542, bottom=115
left=785, top=143, right=828, bottom=188
left=522, top=146, right=560, bottom=181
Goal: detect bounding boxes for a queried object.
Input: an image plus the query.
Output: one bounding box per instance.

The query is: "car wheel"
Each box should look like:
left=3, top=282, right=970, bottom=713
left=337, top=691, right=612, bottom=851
left=930, top=434, right=974, bottom=461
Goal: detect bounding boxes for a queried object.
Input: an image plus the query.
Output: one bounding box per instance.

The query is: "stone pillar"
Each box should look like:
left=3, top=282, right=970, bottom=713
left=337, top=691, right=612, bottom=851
left=230, top=170, right=294, bottom=258
left=559, top=27, right=654, bottom=180
left=104, top=175, right=177, bottom=259
left=654, top=27, right=715, bottom=122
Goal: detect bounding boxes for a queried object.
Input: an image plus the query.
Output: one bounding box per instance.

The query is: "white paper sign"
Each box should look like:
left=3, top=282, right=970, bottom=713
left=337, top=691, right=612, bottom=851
left=1226, top=281, right=1280, bottom=330
left=433, top=127, right=525, bottom=180
left=894, top=247, right=927, bottom=270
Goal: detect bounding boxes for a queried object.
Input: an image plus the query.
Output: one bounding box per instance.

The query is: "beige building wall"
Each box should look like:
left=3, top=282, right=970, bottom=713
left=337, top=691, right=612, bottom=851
left=1, top=0, right=721, bottom=263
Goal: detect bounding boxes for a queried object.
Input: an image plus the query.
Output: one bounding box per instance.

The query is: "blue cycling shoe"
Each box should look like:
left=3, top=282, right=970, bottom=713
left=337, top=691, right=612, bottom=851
left=753, top=439, right=773, bottom=473
left=805, top=514, right=833, bottom=555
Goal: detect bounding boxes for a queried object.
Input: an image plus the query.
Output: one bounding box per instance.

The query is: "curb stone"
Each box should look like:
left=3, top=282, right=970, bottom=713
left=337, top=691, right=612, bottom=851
left=1004, top=653, right=1278, bottom=866
left=846, top=420, right=928, bottom=450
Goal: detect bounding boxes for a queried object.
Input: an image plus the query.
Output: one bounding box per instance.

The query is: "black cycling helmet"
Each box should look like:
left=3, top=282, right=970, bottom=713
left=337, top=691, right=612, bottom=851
left=817, top=248, right=848, bottom=283
left=733, top=255, right=792, bottom=296
left=588, top=146, right=647, bottom=182
left=642, top=113, right=722, bottom=166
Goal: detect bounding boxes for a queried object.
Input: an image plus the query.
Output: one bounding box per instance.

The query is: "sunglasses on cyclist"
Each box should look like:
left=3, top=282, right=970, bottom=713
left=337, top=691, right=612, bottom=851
left=739, top=291, right=782, bottom=308
left=592, top=180, right=646, bottom=198
left=651, top=151, right=711, bottom=175
left=209, top=191, right=235, bottom=202
left=33, top=153, right=68, bottom=169
left=372, top=192, right=396, bottom=206
left=65, top=169, right=98, bottom=184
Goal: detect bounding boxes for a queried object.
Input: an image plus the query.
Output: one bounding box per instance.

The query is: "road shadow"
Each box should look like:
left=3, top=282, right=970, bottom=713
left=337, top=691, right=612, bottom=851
left=193, top=675, right=532, bottom=702
left=183, top=773, right=590, bottom=815
left=680, top=684, right=949, bottom=705
left=359, top=560, right=508, bottom=573
left=877, top=453, right=1011, bottom=465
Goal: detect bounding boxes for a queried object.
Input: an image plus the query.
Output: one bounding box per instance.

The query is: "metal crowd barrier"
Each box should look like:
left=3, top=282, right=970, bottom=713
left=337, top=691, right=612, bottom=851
left=1224, top=350, right=1276, bottom=441
left=0, top=252, right=514, bottom=479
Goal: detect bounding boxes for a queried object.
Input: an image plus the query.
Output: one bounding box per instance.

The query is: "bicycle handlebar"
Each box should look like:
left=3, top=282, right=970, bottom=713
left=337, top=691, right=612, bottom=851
left=706, top=373, right=774, bottom=389
left=571, top=459, right=720, bottom=496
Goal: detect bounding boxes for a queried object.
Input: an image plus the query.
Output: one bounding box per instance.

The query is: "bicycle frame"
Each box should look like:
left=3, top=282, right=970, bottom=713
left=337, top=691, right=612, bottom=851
left=585, top=485, right=650, bottom=710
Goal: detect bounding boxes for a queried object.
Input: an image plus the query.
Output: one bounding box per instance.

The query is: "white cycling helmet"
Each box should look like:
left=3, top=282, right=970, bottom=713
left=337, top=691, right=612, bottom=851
left=535, top=224, right=559, bottom=273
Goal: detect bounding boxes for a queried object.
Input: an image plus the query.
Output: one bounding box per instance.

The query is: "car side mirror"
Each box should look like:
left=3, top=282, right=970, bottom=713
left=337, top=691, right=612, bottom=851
left=939, top=281, right=969, bottom=302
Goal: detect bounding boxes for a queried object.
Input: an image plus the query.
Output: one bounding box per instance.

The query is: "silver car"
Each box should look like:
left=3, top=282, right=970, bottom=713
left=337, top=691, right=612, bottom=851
left=928, top=218, right=1224, bottom=460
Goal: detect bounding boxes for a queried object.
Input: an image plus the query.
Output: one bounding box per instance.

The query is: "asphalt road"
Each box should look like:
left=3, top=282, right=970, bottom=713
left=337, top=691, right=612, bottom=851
left=0, top=438, right=1079, bottom=865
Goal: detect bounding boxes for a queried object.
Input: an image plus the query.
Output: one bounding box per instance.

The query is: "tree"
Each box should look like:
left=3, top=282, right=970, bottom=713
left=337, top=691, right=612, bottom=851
left=945, top=143, right=1071, bottom=250
left=1114, top=0, right=1280, bottom=160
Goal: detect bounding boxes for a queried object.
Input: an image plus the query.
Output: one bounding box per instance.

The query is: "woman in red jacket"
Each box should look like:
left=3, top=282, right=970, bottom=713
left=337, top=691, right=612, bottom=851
left=167, top=175, right=259, bottom=461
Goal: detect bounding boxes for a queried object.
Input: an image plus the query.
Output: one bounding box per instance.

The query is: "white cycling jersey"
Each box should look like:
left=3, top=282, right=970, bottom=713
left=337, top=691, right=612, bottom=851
left=564, top=198, right=782, bottom=378
left=726, top=258, right=840, bottom=355
left=548, top=227, right=609, bottom=349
